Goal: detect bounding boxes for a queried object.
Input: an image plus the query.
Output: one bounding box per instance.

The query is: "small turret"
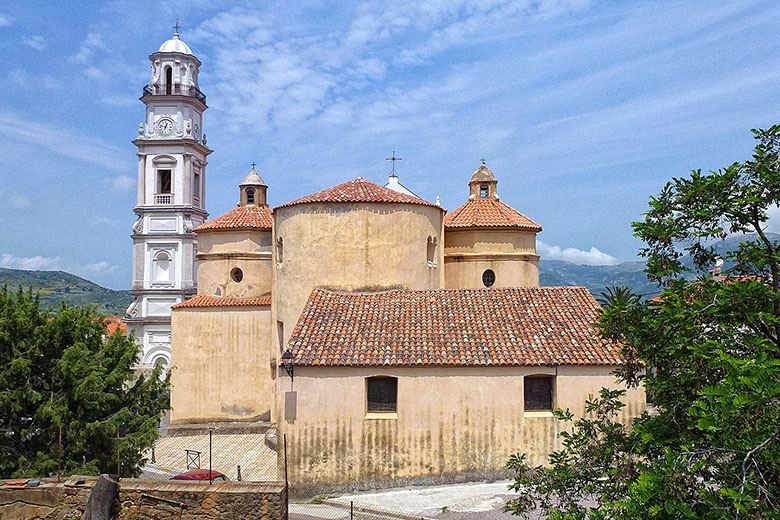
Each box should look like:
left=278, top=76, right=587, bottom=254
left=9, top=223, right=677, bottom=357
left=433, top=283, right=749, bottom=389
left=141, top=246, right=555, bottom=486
left=239, top=163, right=268, bottom=206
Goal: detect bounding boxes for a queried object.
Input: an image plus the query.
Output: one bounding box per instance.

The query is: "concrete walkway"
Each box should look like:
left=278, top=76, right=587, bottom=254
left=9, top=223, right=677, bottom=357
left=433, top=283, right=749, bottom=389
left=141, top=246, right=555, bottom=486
left=325, top=481, right=516, bottom=520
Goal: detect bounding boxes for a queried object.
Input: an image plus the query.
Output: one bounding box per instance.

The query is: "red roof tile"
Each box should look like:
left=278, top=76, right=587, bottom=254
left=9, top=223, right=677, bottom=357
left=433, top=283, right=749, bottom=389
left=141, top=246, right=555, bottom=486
left=288, top=287, right=622, bottom=367
left=172, top=294, right=271, bottom=309
left=276, top=177, right=443, bottom=210
left=196, top=205, right=273, bottom=232
left=103, top=316, right=127, bottom=336
left=444, top=198, right=541, bottom=231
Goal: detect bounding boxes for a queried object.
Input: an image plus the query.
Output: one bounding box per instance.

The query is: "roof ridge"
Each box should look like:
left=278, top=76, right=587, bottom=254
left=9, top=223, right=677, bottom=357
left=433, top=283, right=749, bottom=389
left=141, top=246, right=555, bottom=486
left=276, top=177, right=442, bottom=210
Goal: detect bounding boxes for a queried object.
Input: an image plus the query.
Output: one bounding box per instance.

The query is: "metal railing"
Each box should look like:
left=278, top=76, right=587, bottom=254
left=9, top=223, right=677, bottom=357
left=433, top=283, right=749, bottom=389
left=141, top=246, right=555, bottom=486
left=143, top=83, right=206, bottom=103
left=155, top=193, right=173, bottom=204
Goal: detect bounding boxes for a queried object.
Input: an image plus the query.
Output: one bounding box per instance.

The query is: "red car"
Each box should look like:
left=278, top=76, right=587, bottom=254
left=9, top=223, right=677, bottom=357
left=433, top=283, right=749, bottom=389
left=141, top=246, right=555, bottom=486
left=171, top=469, right=229, bottom=481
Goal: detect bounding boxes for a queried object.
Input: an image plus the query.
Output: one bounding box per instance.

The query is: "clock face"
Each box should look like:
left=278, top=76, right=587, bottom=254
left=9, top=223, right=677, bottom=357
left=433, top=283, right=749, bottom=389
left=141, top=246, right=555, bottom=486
left=193, top=123, right=200, bottom=139
left=157, top=117, right=175, bottom=136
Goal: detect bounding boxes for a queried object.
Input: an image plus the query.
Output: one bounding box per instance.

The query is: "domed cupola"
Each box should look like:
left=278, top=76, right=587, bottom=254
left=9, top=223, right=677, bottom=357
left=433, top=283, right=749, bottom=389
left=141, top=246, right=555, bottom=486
left=158, top=32, right=193, bottom=55
left=145, top=23, right=204, bottom=103
left=239, top=163, right=268, bottom=206
left=468, top=159, right=499, bottom=199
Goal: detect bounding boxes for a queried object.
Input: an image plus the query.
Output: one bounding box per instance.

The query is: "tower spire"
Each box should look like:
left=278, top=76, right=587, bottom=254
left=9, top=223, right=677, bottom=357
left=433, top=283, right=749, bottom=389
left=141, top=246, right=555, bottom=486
left=173, top=18, right=181, bottom=38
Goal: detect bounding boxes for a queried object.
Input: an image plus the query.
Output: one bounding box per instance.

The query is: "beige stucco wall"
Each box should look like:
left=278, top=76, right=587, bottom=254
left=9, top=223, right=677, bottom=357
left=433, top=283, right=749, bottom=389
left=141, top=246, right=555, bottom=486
left=444, top=229, right=539, bottom=288
left=196, top=229, right=272, bottom=298
left=272, top=202, right=445, bottom=356
left=170, top=306, right=272, bottom=423
left=278, top=365, right=644, bottom=488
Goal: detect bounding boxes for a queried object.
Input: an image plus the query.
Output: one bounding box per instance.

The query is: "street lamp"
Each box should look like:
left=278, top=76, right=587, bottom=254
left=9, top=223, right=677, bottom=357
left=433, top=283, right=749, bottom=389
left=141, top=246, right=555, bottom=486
left=281, top=349, right=294, bottom=381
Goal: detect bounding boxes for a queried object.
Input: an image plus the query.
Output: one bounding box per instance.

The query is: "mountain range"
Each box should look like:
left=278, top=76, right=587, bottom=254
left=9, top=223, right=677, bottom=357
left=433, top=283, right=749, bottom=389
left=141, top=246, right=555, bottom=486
left=1, top=233, right=772, bottom=314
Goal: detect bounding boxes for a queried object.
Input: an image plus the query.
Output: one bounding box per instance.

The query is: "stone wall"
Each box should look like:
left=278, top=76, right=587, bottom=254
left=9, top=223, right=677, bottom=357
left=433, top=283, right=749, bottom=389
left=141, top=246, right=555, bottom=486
left=0, top=478, right=92, bottom=520
left=0, top=478, right=286, bottom=520
left=118, top=480, right=286, bottom=520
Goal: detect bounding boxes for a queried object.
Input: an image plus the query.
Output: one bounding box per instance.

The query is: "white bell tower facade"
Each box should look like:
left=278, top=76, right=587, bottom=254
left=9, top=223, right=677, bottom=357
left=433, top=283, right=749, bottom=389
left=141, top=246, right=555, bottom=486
left=125, top=29, right=212, bottom=370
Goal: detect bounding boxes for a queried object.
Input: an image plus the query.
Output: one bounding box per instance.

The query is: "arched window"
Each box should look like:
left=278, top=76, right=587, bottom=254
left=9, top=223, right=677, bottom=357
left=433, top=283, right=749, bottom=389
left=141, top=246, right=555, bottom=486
left=427, top=236, right=437, bottom=265
left=154, top=251, right=171, bottom=282
left=165, top=66, right=172, bottom=95
left=276, top=237, right=284, bottom=264
left=246, top=189, right=255, bottom=205
left=480, top=184, right=489, bottom=198
left=482, top=269, right=495, bottom=288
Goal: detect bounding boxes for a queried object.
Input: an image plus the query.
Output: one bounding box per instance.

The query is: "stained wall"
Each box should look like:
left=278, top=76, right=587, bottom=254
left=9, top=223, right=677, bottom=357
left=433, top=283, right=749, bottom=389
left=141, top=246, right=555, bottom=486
left=444, top=229, right=539, bottom=288
left=272, top=202, right=445, bottom=356
left=196, top=229, right=272, bottom=298
left=170, top=306, right=272, bottom=423
left=278, top=365, right=645, bottom=490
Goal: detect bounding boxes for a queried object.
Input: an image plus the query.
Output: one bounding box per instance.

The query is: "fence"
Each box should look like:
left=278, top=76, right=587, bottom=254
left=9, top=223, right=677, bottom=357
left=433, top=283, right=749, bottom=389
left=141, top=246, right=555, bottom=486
left=4, top=420, right=500, bottom=520
left=141, top=422, right=281, bottom=483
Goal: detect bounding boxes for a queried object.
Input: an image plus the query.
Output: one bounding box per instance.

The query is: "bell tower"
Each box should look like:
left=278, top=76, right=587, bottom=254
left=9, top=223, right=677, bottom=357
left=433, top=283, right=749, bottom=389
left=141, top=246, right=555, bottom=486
left=125, top=26, right=213, bottom=370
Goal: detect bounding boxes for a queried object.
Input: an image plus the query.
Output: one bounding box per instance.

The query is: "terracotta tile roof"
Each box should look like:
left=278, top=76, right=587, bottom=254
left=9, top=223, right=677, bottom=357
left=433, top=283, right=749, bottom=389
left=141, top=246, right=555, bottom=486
left=172, top=294, right=271, bottom=309
left=444, top=198, right=542, bottom=231
left=103, top=316, right=127, bottom=336
left=288, top=287, right=622, bottom=367
left=196, top=205, right=273, bottom=232
left=276, top=177, right=442, bottom=210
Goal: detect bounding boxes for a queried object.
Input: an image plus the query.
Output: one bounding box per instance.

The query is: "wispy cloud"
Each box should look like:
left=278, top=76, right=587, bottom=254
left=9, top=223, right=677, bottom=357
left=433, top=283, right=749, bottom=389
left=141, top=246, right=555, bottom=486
left=537, top=240, right=619, bottom=266
left=0, top=253, right=61, bottom=271
left=7, top=68, right=61, bottom=90
left=24, top=35, right=46, bottom=50
left=104, top=174, right=135, bottom=192
left=0, top=253, right=119, bottom=278
left=73, top=32, right=105, bottom=63
left=10, top=194, right=30, bottom=209
left=82, top=261, right=118, bottom=274
left=0, top=110, right=128, bottom=172
left=0, top=13, right=11, bottom=28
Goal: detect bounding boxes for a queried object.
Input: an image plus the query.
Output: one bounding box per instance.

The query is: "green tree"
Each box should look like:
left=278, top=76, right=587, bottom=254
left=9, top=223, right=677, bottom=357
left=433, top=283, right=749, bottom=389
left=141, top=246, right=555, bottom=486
left=0, top=286, right=169, bottom=478
left=506, top=127, right=780, bottom=519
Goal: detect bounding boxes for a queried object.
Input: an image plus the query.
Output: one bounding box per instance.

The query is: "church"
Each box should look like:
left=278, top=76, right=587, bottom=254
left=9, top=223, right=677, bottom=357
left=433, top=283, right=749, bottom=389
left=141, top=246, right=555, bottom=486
left=126, top=30, right=645, bottom=489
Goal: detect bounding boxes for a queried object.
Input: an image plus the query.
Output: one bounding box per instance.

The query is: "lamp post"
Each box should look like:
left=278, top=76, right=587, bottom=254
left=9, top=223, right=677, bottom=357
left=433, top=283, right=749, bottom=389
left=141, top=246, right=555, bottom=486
left=281, top=349, right=294, bottom=380
left=281, top=349, right=294, bottom=390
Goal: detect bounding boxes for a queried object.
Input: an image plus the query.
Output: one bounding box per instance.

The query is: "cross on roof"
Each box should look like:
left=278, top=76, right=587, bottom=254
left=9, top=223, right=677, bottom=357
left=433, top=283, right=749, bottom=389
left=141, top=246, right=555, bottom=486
left=174, top=18, right=181, bottom=35
left=480, top=156, right=486, bottom=165
left=385, top=151, right=402, bottom=175
left=251, top=161, right=257, bottom=171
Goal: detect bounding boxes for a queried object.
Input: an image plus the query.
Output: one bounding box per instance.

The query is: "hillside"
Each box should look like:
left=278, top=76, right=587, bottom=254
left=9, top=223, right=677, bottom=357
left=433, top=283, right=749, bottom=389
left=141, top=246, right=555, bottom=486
left=541, top=233, right=780, bottom=299
left=0, top=233, right=773, bottom=313
left=0, top=268, right=132, bottom=316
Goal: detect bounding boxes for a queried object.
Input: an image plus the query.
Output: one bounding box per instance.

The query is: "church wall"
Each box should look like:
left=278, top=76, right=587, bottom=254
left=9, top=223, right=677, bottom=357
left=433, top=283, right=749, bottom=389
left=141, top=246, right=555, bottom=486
left=170, top=306, right=272, bottom=423
left=444, top=229, right=540, bottom=288
left=278, top=365, right=645, bottom=490
left=272, top=202, right=445, bottom=356
left=196, top=230, right=272, bottom=298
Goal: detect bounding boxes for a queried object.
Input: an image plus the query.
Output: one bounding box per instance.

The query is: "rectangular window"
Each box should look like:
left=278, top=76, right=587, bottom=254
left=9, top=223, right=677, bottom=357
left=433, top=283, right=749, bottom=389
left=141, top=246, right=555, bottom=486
left=158, top=169, right=172, bottom=194
left=277, top=321, right=284, bottom=353
left=194, top=170, right=201, bottom=198
left=524, top=376, right=553, bottom=411
left=367, top=377, right=397, bottom=413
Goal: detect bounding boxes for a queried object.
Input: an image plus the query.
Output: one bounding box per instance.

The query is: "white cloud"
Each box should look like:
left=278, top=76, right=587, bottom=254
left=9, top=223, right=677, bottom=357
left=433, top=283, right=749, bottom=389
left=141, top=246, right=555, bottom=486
left=105, top=174, right=135, bottom=192
left=537, top=240, right=619, bottom=266
left=0, top=14, right=11, bottom=27
left=82, top=261, right=118, bottom=274
left=0, top=110, right=128, bottom=172
left=7, top=68, right=61, bottom=90
left=11, top=194, right=30, bottom=208
left=0, top=253, right=62, bottom=271
left=73, top=32, right=104, bottom=63
left=24, top=35, right=46, bottom=51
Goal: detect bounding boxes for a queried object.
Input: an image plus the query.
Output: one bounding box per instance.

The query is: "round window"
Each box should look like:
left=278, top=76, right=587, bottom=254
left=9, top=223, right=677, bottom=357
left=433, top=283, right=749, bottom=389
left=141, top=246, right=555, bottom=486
left=231, top=267, right=244, bottom=283
left=482, top=269, right=495, bottom=288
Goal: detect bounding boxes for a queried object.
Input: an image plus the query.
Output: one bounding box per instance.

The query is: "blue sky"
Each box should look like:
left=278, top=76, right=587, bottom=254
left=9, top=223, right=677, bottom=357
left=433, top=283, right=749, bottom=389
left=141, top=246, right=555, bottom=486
left=1, top=1, right=779, bottom=290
